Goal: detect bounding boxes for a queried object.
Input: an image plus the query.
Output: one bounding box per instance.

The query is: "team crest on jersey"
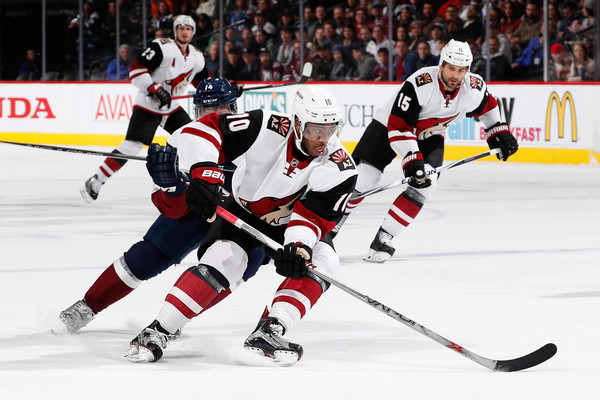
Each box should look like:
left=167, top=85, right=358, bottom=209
left=415, top=73, right=433, bottom=87
left=470, top=76, right=483, bottom=91
left=329, top=149, right=355, bottom=171
left=165, top=69, right=193, bottom=94
left=416, top=114, right=459, bottom=139
left=267, top=115, right=291, bottom=137
left=240, top=187, right=307, bottom=224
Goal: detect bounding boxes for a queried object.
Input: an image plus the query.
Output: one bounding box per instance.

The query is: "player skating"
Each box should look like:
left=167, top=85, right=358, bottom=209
left=333, top=39, right=519, bottom=262
left=60, top=78, right=267, bottom=333
left=81, top=15, right=208, bottom=203
left=124, top=86, right=357, bottom=366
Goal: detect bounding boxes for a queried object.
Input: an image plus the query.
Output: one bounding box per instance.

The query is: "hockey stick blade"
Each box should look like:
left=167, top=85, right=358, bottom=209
left=351, top=148, right=501, bottom=200
left=214, top=205, right=556, bottom=372
left=492, top=343, right=557, bottom=372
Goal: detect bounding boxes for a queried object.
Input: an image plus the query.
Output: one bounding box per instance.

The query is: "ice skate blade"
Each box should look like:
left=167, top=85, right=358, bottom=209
left=243, top=346, right=300, bottom=367
left=363, top=249, right=392, bottom=263
left=124, top=344, right=162, bottom=363
left=79, top=186, right=95, bottom=203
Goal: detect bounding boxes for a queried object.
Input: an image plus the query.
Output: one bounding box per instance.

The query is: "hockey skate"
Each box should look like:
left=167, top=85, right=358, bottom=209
left=243, top=315, right=303, bottom=367
left=364, top=228, right=395, bottom=263
left=80, top=174, right=103, bottom=203
left=59, top=299, right=96, bottom=334
left=125, top=320, right=179, bottom=363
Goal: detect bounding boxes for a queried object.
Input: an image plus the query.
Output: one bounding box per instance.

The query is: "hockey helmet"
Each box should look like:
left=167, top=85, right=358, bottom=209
left=193, top=77, right=238, bottom=119
left=439, top=39, right=473, bottom=68
left=292, top=86, right=343, bottom=151
left=173, top=15, right=196, bottom=36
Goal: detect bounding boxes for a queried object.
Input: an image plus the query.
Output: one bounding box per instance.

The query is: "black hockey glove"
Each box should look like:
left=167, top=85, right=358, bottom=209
left=147, top=82, right=171, bottom=109
left=231, top=81, right=245, bottom=97
left=146, top=143, right=188, bottom=195
left=402, top=151, right=431, bottom=189
left=185, top=162, right=224, bottom=222
left=485, top=123, right=518, bottom=161
left=274, top=243, right=312, bottom=279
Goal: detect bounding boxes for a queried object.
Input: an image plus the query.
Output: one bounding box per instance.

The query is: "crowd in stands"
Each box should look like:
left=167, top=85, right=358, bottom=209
left=16, top=0, right=597, bottom=82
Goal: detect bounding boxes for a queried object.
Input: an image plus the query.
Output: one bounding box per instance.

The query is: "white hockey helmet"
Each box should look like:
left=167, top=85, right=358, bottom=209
left=439, top=39, right=473, bottom=68
left=173, top=15, right=196, bottom=36
left=292, top=86, right=343, bottom=150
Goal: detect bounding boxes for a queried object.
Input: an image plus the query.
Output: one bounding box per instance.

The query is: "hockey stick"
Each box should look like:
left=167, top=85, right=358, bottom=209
left=215, top=204, right=557, bottom=372
left=171, top=62, right=313, bottom=100
left=351, top=148, right=502, bottom=200
left=0, top=140, right=235, bottom=172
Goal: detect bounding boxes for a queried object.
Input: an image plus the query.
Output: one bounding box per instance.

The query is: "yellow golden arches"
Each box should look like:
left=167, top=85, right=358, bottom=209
left=545, top=92, right=577, bottom=142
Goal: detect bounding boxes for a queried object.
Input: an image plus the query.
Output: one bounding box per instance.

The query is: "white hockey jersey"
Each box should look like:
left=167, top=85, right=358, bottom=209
left=162, top=109, right=357, bottom=248
left=129, top=38, right=207, bottom=115
left=373, top=66, right=502, bottom=157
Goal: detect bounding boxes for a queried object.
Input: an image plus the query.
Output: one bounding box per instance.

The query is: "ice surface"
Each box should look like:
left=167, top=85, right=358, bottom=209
left=1, top=144, right=599, bottom=399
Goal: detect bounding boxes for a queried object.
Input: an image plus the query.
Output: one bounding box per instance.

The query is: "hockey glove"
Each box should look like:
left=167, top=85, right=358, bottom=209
left=147, top=82, right=171, bottom=109
left=231, top=81, right=245, bottom=97
left=402, top=151, right=431, bottom=189
left=146, top=143, right=188, bottom=195
left=485, top=123, right=518, bottom=161
left=185, top=162, right=224, bottom=222
left=274, top=243, right=312, bottom=279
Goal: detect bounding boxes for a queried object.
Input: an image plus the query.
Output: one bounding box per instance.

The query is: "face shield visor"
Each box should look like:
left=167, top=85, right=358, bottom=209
left=194, top=103, right=237, bottom=120
left=301, top=121, right=341, bottom=142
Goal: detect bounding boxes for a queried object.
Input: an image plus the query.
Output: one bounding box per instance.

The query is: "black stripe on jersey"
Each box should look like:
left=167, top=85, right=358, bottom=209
left=301, top=175, right=357, bottom=224
left=136, top=41, right=163, bottom=72
left=390, top=81, right=421, bottom=128
left=218, top=109, right=265, bottom=162
left=467, top=89, right=490, bottom=118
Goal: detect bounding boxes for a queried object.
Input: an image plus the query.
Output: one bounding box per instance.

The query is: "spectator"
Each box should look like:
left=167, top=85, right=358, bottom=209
left=106, top=44, right=133, bottom=81
left=340, top=24, right=361, bottom=60
left=455, top=2, right=485, bottom=46
left=251, top=11, right=277, bottom=39
left=568, top=41, right=596, bottom=81
left=285, top=40, right=309, bottom=81
left=372, top=24, right=394, bottom=54
left=351, top=43, right=378, bottom=81
left=194, top=13, right=214, bottom=52
left=557, top=1, right=581, bottom=39
left=228, top=0, right=250, bottom=38
left=567, top=3, right=595, bottom=46
left=332, top=6, right=347, bottom=36
left=66, top=0, right=102, bottom=64
left=397, top=4, right=415, bottom=28
left=330, top=44, right=352, bottom=81
left=102, top=1, right=131, bottom=51
left=276, top=26, right=295, bottom=67
left=205, top=41, right=220, bottom=77
left=315, top=4, right=329, bottom=27
left=240, top=47, right=261, bottom=81
left=393, top=39, right=409, bottom=80
left=443, top=4, right=463, bottom=29
left=511, top=23, right=555, bottom=79
left=151, top=1, right=173, bottom=36
left=481, top=23, right=513, bottom=62
left=396, top=25, right=409, bottom=42
left=154, top=28, right=167, bottom=39
left=303, top=5, right=319, bottom=42
left=312, top=43, right=335, bottom=80
left=373, top=47, right=390, bottom=81
left=223, top=48, right=244, bottom=81
left=256, top=0, right=276, bottom=24
left=258, top=47, right=284, bottom=81
left=408, top=20, right=428, bottom=52
left=254, top=28, right=277, bottom=58
left=358, top=26, right=378, bottom=57
left=276, top=10, right=296, bottom=33
left=509, top=0, right=542, bottom=49
left=16, top=49, right=41, bottom=80
left=445, top=18, right=462, bottom=40
left=500, top=1, right=520, bottom=36
left=354, top=7, right=370, bottom=33
left=472, top=36, right=512, bottom=81
left=369, top=2, right=389, bottom=31
left=549, top=43, right=573, bottom=81
left=322, top=20, right=341, bottom=46
left=240, top=26, right=260, bottom=56
left=311, top=27, right=327, bottom=56
left=422, top=1, right=445, bottom=35
left=427, top=23, right=446, bottom=57
left=403, top=39, right=437, bottom=79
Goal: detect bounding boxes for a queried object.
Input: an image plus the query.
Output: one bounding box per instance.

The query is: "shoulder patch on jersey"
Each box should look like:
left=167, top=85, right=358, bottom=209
left=470, top=76, right=483, bottom=91
left=415, top=72, right=433, bottom=87
left=267, top=115, right=291, bottom=137
left=159, top=38, right=171, bottom=44
left=329, top=149, right=356, bottom=171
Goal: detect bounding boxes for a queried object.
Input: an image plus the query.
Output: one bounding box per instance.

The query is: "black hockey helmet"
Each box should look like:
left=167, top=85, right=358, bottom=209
left=193, top=77, right=238, bottom=119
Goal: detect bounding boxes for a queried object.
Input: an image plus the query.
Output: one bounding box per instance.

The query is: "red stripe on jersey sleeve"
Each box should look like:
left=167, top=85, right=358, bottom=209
left=388, top=114, right=414, bottom=133
left=129, top=60, right=150, bottom=79
left=291, top=201, right=337, bottom=239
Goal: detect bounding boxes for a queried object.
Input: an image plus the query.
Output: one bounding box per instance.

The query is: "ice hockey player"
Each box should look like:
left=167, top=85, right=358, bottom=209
left=333, top=39, right=518, bottom=262
left=60, top=78, right=267, bottom=333
left=124, top=86, right=357, bottom=366
left=80, top=15, right=208, bottom=202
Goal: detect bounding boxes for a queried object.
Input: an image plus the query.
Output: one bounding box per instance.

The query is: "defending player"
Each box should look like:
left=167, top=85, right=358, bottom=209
left=60, top=78, right=266, bottom=333
left=80, top=15, right=208, bottom=203
left=124, top=86, right=357, bottom=366
left=334, top=39, right=518, bottom=262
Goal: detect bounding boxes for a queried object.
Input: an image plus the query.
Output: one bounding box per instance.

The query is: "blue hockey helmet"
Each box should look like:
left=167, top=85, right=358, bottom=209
left=193, top=77, right=238, bottom=119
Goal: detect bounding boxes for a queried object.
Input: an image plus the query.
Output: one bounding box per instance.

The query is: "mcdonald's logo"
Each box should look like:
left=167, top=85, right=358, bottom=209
left=545, top=92, right=577, bottom=142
